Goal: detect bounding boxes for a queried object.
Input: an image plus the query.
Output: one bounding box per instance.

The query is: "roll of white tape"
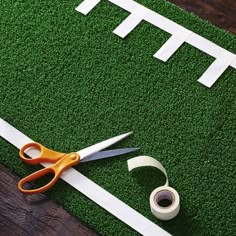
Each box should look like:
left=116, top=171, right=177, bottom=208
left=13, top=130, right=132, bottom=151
left=128, top=156, right=180, bottom=220
left=150, top=186, right=180, bottom=220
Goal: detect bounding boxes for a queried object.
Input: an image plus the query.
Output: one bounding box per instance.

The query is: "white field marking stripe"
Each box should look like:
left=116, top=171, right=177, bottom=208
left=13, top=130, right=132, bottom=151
left=109, top=0, right=137, bottom=12
left=111, top=0, right=189, bottom=34
left=231, top=57, right=236, bottom=68
left=144, top=9, right=185, bottom=35
left=76, top=0, right=236, bottom=87
left=0, top=118, right=171, bottom=236
left=198, top=57, right=235, bottom=88
left=108, top=0, right=236, bottom=87
left=113, top=6, right=150, bottom=38
left=76, top=0, right=236, bottom=71
left=75, top=0, right=101, bottom=15
left=185, top=33, right=235, bottom=61
left=110, top=1, right=236, bottom=63
left=154, top=31, right=193, bottom=62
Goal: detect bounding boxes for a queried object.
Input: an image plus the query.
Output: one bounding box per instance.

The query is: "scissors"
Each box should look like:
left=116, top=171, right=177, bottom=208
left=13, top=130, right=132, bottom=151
left=18, top=132, right=138, bottom=194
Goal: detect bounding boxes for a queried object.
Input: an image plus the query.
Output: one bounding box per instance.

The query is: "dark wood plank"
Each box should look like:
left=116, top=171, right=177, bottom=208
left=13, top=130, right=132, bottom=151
left=167, top=0, right=236, bottom=34
left=0, top=164, right=98, bottom=236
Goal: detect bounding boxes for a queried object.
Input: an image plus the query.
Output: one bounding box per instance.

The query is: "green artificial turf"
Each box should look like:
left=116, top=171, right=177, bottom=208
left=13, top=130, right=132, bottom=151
left=0, top=0, right=236, bottom=235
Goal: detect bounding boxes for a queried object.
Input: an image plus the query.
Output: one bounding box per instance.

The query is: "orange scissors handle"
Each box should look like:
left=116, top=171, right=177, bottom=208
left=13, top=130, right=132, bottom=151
left=18, top=142, right=80, bottom=194
left=19, top=142, right=66, bottom=164
left=18, top=152, right=80, bottom=194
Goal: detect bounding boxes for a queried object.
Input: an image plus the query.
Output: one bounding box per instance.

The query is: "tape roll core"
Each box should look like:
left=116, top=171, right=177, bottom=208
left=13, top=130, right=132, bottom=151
left=155, top=189, right=175, bottom=207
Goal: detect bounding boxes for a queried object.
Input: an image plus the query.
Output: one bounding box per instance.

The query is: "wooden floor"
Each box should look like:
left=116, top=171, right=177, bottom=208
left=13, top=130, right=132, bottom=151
left=168, top=0, right=236, bottom=34
left=0, top=164, right=98, bottom=236
left=0, top=1, right=235, bottom=236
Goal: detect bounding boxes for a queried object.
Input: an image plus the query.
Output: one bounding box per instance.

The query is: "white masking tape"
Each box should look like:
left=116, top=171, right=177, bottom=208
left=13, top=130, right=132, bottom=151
left=154, top=30, right=192, bottom=62
left=109, top=0, right=137, bottom=12
left=0, top=118, right=171, bottom=236
left=75, top=0, right=101, bottom=15
left=113, top=6, right=150, bottom=38
left=198, top=56, right=235, bottom=88
left=76, top=0, right=236, bottom=87
left=231, top=57, right=236, bottom=68
left=128, top=156, right=180, bottom=220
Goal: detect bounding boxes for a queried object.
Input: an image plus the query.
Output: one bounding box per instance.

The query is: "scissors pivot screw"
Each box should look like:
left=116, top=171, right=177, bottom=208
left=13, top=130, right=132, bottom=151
left=70, top=154, right=78, bottom=160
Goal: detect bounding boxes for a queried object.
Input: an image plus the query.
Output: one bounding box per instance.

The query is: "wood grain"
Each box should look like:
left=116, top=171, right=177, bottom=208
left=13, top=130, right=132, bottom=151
left=168, top=0, right=236, bottom=34
left=0, top=164, right=98, bottom=236
left=0, top=1, right=235, bottom=236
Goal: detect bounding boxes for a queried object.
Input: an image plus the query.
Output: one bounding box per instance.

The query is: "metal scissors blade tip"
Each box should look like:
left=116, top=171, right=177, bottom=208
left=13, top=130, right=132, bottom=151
left=77, top=132, right=133, bottom=160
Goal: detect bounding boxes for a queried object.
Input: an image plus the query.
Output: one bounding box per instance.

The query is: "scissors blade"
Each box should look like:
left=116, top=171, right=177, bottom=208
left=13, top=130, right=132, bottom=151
left=77, top=132, right=132, bottom=160
left=80, top=147, right=139, bottom=163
